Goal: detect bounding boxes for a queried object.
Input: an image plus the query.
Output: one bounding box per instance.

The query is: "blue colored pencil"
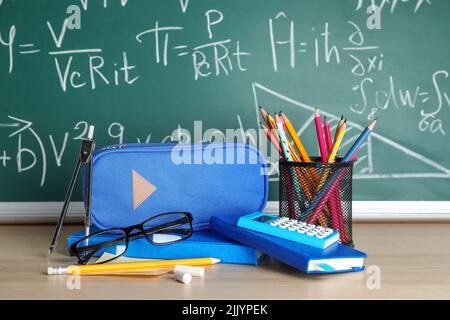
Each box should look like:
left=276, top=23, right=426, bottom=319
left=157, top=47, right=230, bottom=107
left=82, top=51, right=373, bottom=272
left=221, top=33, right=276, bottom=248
left=342, top=119, right=377, bottom=162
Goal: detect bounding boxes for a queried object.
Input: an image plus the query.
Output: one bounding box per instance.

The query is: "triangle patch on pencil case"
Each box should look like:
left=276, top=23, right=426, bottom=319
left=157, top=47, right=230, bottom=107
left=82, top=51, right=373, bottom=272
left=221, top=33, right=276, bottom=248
left=132, top=169, right=157, bottom=210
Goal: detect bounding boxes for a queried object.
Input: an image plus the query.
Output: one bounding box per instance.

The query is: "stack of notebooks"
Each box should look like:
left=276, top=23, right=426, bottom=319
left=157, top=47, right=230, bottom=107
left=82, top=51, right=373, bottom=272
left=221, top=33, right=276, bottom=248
left=210, top=215, right=366, bottom=274
left=67, top=215, right=367, bottom=274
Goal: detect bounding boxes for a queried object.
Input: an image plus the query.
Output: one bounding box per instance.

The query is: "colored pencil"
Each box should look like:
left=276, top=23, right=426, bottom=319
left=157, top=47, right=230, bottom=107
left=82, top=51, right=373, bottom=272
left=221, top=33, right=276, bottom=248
left=327, top=121, right=347, bottom=235
left=259, top=106, right=271, bottom=125
left=275, top=114, right=294, bottom=161
left=343, top=119, right=377, bottom=162
left=260, top=108, right=305, bottom=216
left=260, top=122, right=283, bottom=157
left=314, top=109, right=327, bottom=163
left=328, top=121, right=347, bottom=163
left=280, top=112, right=311, bottom=162
left=266, top=112, right=301, bottom=162
left=306, top=120, right=377, bottom=225
left=278, top=113, right=302, bottom=162
left=333, top=115, right=345, bottom=146
left=275, top=114, right=308, bottom=217
left=323, top=116, right=333, bottom=156
left=47, top=258, right=220, bottom=275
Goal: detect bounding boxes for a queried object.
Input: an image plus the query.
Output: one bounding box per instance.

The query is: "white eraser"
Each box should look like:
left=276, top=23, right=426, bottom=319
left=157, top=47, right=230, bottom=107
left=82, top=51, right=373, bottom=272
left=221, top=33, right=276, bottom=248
left=174, top=270, right=192, bottom=284
left=87, top=125, right=95, bottom=139
left=174, top=265, right=205, bottom=277
left=47, top=267, right=53, bottom=275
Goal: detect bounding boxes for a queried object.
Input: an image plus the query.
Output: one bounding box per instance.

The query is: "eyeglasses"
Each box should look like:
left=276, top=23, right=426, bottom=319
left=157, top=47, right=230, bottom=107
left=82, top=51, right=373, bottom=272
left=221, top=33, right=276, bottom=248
left=69, top=212, right=193, bottom=265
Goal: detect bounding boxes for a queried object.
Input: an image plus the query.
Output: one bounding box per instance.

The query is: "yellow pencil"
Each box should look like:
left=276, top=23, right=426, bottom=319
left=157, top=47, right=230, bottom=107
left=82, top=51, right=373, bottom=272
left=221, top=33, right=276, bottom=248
left=280, top=112, right=311, bottom=162
left=47, top=257, right=220, bottom=275
left=333, top=116, right=345, bottom=147
left=328, top=122, right=347, bottom=163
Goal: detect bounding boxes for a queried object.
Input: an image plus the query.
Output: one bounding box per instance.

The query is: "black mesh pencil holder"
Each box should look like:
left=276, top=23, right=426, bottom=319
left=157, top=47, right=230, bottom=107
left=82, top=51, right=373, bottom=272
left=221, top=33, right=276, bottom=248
left=279, top=158, right=354, bottom=246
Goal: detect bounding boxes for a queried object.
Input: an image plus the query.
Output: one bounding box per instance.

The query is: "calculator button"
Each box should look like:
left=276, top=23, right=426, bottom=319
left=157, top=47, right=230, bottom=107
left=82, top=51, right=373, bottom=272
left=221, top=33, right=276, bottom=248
left=270, top=221, right=279, bottom=226
left=279, top=224, right=288, bottom=229
left=316, top=233, right=326, bottom=239
left=288, top=226, right=297, bottom=231
left=297, top=228, right=306, bottom=234
left=306, top=229, right=317, bottom=236
left=286, top=222, right=296, bottom=227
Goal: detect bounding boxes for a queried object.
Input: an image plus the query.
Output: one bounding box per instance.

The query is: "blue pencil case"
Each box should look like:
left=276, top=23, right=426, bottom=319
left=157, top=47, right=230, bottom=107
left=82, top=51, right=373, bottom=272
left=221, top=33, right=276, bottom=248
left=85, top=143, right=268, bottom=231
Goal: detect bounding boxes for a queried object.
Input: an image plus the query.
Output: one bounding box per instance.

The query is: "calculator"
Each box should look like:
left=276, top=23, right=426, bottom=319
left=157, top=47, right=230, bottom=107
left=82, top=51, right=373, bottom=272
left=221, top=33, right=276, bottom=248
left=237, top=212, right=340, bottom=249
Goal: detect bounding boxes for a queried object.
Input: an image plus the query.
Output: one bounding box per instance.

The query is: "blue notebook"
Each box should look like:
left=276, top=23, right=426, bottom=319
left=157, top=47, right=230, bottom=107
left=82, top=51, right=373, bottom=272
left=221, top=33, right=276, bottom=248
left=210, top=215, right=367, bottom=274
left=66, top=229, right=264, bottom=265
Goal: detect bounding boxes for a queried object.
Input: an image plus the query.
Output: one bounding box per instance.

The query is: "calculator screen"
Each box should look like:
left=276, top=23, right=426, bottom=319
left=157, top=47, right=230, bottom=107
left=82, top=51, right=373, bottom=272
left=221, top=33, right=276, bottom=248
left=253, top=215, right=273, bottom=223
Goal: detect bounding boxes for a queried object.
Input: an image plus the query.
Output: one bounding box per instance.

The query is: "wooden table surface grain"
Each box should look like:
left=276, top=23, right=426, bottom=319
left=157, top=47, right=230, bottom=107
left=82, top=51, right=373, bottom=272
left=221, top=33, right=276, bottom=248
left=0, top=223, right=449, bottom=300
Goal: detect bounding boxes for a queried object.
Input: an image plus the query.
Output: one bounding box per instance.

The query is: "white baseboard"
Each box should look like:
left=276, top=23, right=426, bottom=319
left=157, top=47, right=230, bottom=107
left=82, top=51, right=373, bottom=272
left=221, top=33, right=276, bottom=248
left=264, top=201, right=450, bottom=221
left=0, top=202, right=86, bottom=223
left=1, top=201, right=450, bottom=223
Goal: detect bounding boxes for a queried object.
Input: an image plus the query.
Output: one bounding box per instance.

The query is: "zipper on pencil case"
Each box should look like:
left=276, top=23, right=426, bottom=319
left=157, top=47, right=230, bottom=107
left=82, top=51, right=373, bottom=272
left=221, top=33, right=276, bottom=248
left=96, top=143, right=259, bottom=156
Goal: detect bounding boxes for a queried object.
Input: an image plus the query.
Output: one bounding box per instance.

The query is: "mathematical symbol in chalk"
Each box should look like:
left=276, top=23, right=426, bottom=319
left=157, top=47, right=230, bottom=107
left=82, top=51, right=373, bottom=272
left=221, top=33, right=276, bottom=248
left=47, top=19, right=69, bottom=48
left=179, top=0, right=189, bottom=13
left=0, top=116, right=33, bottom=138
left=419, top=91, right=430, bottom=103
left=19, top=43, right=41, bottom=55
left=275, top=12, right=287, bottom=19
left=298, top=42, right=307, bottom=53
left=342, top=46, right=379, bottom=51
left=0, top=150, right=11, bottom=167
left=173, top=45, right=189, bottom=57
left=0, top=116, right=46, bottom=186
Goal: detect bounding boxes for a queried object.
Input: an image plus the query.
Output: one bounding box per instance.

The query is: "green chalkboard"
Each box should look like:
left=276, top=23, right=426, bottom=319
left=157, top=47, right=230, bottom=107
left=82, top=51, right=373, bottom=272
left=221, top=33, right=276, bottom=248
left=1, top=0, right=449, bottom=202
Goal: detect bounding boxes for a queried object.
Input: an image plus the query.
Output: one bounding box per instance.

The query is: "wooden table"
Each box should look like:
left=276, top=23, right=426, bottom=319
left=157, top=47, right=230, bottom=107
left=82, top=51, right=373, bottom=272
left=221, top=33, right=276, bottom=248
left=0, top=223, right=449, bottom=299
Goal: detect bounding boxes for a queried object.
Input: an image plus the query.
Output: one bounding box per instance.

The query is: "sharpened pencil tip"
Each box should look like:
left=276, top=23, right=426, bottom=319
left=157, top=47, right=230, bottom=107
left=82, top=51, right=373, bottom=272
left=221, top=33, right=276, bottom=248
left=259, top=105, right=268, bottom=114
left=315, top=109, right=320, bottom=116
left=211, top=258, right=221, bottom=264
left=368, top=118, right=377, bottom=130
